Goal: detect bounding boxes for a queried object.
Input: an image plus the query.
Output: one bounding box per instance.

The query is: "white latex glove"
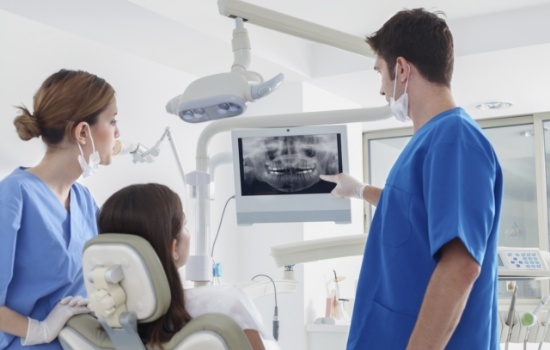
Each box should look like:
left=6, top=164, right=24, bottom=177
left=320, top=173, right=366, bottom=199
left=22, top=296, right=90, bottom=346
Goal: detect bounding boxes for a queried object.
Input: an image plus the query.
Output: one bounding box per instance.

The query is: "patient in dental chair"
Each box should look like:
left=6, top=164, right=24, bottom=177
left=97, top=183, right=279, bottom=350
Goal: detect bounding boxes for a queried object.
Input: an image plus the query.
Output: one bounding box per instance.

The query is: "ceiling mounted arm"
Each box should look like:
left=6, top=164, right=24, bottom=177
left=230, top=17, right=252, bottom=77
left=218, top=0, right=374, bottom=58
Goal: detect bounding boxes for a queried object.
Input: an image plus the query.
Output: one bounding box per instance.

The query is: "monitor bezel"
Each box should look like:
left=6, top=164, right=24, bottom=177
left=231, top=124, right=352, bottom=225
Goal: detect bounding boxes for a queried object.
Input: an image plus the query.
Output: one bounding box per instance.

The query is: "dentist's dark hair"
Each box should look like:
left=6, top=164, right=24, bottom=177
left=366, top=8, right=454, bottom=87
left=97, top=183, right=192, bottom=347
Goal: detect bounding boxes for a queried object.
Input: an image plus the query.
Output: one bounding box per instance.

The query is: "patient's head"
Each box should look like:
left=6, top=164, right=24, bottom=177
left=98, top=183, right=192, bottom=346
left=98, top=183, right=190, bottom=268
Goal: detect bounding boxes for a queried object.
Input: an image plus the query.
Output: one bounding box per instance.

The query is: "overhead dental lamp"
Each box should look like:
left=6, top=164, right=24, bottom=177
left=166, top=17, right=284, bottom=123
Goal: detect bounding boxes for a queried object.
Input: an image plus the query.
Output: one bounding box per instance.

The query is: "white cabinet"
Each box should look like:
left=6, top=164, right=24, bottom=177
left=306, top=324, right=349, bottom=350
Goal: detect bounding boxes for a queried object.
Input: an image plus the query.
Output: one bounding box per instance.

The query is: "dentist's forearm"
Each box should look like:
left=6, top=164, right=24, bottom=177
left=406, top=239, right=480, bottom=349
left=363, top=185, right=382, bottom=206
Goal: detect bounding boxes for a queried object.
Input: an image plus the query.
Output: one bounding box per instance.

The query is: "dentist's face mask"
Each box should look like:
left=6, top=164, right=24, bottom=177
left=77, top=124, right=100, bottom=178
left=389, top=63, right=411, bottom=122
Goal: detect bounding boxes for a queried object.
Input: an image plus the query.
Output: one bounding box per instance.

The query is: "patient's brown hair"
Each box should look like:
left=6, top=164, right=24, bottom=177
left=97, top=183, right=192, bottom=347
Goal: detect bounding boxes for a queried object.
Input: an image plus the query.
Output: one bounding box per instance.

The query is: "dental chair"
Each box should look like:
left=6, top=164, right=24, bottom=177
left=59, top=233, right=253, bottom=350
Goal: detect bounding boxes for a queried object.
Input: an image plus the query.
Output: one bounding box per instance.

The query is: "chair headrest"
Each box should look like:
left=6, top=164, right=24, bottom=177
left=83, top=233, right=171, bottom=325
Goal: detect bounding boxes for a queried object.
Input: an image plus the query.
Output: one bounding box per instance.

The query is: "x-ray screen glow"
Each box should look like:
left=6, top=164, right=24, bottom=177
left=231, top=125, right=351, bottom=225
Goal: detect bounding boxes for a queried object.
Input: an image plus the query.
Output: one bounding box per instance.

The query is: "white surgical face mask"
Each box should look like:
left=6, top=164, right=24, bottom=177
left=389, top=63, right=411, bottom=122
left=77, top=124, right=100, bottom=178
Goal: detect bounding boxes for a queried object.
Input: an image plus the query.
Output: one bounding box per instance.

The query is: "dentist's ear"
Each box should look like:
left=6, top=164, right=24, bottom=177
left=395, top=57, right=411, bottom=83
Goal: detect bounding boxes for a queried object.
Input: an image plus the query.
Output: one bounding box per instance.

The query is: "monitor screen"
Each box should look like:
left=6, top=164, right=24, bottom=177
left=231, top=125, right=351, bottom=225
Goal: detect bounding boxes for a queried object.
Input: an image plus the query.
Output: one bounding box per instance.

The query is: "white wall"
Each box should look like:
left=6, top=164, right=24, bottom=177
left=1, top=9, right=367, bottom=350
left=0, top=10, right=203, bottom=200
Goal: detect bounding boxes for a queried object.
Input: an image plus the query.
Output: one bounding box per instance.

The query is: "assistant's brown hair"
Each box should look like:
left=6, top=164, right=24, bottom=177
left=366, top=8, right=454, bottom=87
left=13, top=69, right=115, bottom=145
left=97, top=183, right=192, bottom=347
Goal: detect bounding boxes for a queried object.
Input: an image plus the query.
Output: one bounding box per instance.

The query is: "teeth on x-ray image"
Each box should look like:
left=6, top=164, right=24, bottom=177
left=240, top=134, right=341, bottom=195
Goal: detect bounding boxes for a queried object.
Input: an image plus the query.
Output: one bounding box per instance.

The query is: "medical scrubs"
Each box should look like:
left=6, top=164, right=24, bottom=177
left=185, top=284, right=281, bottom=350
left=347, top=108, right=503, bottom=349
left=0, top=168, right=98, bottom=350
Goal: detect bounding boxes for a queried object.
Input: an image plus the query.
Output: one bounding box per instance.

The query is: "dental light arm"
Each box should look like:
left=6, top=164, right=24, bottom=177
left=208, top=152, right=233, bottom=199
left=114, top=127, right=188, bottom=209
left=166, top=17, right=284, bottom=123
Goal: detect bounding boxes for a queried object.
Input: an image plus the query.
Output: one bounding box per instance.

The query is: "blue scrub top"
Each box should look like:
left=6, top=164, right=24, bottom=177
left=0, top=168, right=99, bottom=350
left=347, top=108, right=503, bottom=349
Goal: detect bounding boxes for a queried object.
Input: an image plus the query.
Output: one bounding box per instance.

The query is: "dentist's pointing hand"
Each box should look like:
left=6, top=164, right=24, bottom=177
left=320, top=173, right=366, bottom=200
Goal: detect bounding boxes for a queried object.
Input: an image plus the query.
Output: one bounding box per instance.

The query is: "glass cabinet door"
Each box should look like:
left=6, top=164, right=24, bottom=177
left=483, top=122, right=539, bottom=298
left=484, top=123, right=538, bottom=249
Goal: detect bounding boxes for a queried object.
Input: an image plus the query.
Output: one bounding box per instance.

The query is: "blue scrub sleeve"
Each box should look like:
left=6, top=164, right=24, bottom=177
left=0, top=183, right=22, bottom=306
left=423, top=140, right=498, bottom=265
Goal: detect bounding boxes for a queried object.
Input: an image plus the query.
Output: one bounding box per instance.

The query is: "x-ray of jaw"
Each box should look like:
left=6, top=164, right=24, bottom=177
left=240, top=134, right=341, bottom=195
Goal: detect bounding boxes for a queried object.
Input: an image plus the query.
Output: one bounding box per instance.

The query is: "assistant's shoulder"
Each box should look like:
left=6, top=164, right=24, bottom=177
left=0, top=168, right=32, bottom=195
left=71, top=181, right=98, bottom=211
left=71, top=181, right=94, bottom=198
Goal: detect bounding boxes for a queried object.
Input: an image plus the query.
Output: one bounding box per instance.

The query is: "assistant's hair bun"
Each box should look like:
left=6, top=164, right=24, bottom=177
left=13, top=106, right=41, bottom=141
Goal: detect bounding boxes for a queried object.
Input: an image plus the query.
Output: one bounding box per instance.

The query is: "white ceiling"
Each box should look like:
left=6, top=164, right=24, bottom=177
left=1, top=0, right=550, bottom=124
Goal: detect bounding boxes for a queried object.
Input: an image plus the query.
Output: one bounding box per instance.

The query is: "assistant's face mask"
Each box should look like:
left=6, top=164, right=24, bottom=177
left=77, top=124, right=100, bottom=178
left=389, top=63, right=411, bottom=122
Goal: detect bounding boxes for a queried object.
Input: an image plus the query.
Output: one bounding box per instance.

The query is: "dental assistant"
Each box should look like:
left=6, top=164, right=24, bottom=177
left=0, top=69, right=120, bottom=349
left=322, top=8, right=503, bottom=350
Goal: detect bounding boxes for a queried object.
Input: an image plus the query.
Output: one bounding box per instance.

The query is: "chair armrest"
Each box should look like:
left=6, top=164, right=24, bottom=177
left=159, top=313, right=253, bottom=350
left=61, top=314, right=115, bottom=349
